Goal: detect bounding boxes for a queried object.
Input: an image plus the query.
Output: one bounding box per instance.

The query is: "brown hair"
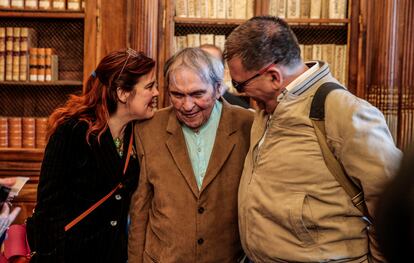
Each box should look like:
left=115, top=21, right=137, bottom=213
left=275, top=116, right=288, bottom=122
left=47, top=48, right=155, bottom=143
left=224, top=16, right=301, bottom=71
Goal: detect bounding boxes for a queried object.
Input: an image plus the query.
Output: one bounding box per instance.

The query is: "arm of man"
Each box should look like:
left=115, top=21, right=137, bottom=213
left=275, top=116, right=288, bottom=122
left=325, top=90, right=402, bottom=263
left=128, top=130, right=153, bottom=263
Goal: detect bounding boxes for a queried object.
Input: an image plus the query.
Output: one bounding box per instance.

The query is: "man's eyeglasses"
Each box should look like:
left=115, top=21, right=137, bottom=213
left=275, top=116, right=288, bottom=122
left=116, top=48, right=142, bottom=82
left=231, top=62, right=276, bottom=93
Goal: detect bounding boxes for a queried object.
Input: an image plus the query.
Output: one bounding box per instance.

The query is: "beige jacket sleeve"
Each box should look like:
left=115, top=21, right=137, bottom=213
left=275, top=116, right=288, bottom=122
left=325, top=90, right=402, bottom=263
left=128, top=130, right=153, bottom=263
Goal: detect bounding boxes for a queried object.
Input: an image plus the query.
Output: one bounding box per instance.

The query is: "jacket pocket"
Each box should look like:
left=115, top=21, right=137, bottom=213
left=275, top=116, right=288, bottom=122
left=143, top=227, right=165, bottom=263
left=143, top=250, right=160, bottom=263
left=288, top=192, right=318, bottom=246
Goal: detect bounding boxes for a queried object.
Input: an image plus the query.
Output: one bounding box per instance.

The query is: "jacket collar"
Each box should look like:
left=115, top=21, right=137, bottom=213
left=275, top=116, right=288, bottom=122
left=165, top=99, right=238, bottom=198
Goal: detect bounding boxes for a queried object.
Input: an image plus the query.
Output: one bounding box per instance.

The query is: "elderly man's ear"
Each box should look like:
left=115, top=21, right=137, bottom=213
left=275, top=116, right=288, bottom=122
left=215, top=83, right=222, bottom=99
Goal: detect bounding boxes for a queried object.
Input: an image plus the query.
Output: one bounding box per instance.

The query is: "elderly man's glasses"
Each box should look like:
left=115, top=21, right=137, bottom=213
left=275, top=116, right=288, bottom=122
left=116, top=48, right=142, bottom=81
left=231, top=62, right=276, bottom=93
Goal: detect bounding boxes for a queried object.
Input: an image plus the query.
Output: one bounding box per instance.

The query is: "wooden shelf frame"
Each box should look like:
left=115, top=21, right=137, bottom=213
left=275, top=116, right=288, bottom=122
left=0, top=9, right=84, bottom=19
left=0, top=80, right=83, bottom=86
left=174, top=17, right=351, bottom=26
left=0, top=148, right=44, bottom=162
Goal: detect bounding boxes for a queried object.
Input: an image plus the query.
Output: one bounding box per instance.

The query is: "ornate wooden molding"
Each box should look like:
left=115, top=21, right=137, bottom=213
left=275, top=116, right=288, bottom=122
left=130, top=0, right=159, bottom=59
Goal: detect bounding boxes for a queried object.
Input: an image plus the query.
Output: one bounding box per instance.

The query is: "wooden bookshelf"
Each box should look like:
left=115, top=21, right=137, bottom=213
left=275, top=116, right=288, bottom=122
left=175, top=17, right=351, bottom=26
left=0, top=9, right=84, bottom=19
left=0, top=80, right=82, bottom=86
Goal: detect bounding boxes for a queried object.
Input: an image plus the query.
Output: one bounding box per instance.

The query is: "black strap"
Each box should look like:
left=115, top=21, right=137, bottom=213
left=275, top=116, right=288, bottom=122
left=310, top=82, right=372, bottom=224
left=310, top=82, right=344, bottom=120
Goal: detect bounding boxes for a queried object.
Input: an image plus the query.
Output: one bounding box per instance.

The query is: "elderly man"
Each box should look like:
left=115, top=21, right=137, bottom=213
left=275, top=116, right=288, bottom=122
left=225, top=16, right=402, bottom=262
left=128, top=47, right=253, bottom=263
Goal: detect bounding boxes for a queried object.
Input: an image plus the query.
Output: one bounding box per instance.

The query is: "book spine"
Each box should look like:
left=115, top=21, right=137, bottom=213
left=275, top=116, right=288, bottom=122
left=8, top=117, right=22, bottom=148
left=19, top=27, right=28, bottom=81
left=38, top=0, right=51, bottom=9
left=300, top=0, right=311, bottom=19
left=175, top=0, right=188, bottom=17
left=12, top=27, right=21, bottom=81
left=51, top=53, right=58, bottom=80
left=35, top=117, right=48, bottom=148
left=29, top=47, right=37, bottom=81
left=11, top=0, right=24, bottom=8
left=200, top=0, right=208, bottom=18
left=52, top=0, right=65, bottom=10
left=0, top=28, right=5, bottom=82
left=246, top=0, right=254, bottom=18
left=216, top=0, right=226, bottom=19
left=0, top=117, right=8, bottom=148
left=22, top=117, right=35, bottom=148
left=45, top=48, right=52, bottom=81
left=234, top=0, right=247, bottom=19
left=226, top=0, right=234, bottom=18
left=5, top=27, right=13, bottom=81
left=194, top=0, right=201, bottom=17
left=67, top=0, right=81, bottom=11
left=200, top=34, right=214, bottom=45
left=37, top=47, right=45, bottom=81
left=25, top=0, right=38, bottom=9
left=208, top=0, right=217, bottom=18
left=214, top=35, right=225, bottom=51
left=0, top=0, right=10, bottom=7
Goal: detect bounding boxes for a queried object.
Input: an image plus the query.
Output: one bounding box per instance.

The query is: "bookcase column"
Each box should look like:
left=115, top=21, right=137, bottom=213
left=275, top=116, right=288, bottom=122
left=360, top=0, right=413, bottom=149
left=130, top=0, right=159, bottom=60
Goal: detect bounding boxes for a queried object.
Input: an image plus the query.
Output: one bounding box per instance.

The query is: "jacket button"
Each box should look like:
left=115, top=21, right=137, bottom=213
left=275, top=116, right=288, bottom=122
left=197, top=238, right=204, bottom=245
left=198, top=207, right=204, bottom=214
left=110, top=220, right=118, bottom=226
left=115, top=194, right=122, bottom=200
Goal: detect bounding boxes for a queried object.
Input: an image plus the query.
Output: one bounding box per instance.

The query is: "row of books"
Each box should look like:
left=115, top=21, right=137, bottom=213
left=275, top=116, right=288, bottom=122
left=29, top=47, right=59, bottom=82
left=0, top=0, right=84, bottom=11
left=0, top=27, right=58, bottom=82
left=0, top=117, right=47, bottom=149
left=174, top=34, right=348, bottom=86
left=269, top=0, right=347, bottom=21
left=175, top=0, right=254, bottom=19
left=299, top=44, right=347, bottom=86
left=174, top=34, right=226, bottom=54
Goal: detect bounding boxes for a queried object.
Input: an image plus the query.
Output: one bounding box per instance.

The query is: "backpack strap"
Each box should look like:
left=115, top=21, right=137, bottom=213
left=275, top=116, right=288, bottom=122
left=310, top=82, right=372, bottom=224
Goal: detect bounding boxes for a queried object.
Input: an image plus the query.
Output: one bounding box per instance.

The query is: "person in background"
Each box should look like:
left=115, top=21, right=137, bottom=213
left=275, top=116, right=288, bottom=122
left=26, top=48, right=159, bottom=262
left=376, top=147, right=413, bottom=263
left=225, top=16, right=402, bottom=262
left=200, top=44, right=251, bottom=109
left=128, top=47, right=253, bottom=262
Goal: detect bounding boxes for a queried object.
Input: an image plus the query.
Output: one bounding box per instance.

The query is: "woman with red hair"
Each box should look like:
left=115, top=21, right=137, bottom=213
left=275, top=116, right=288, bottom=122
left=26, top=48, right=158, bottom=262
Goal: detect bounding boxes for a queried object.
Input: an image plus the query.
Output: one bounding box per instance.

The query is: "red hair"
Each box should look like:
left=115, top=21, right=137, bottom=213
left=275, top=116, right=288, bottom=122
left=47, top=49, right=155, bottom=143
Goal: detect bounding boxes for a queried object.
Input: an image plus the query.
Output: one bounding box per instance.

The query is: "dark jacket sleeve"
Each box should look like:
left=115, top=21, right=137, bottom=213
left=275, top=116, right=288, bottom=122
left=27, top=121, right=84, bottom=262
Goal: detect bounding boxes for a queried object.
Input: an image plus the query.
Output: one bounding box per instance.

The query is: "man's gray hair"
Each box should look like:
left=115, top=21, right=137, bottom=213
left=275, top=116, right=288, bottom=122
left=164, top=47, right=224, bottom=90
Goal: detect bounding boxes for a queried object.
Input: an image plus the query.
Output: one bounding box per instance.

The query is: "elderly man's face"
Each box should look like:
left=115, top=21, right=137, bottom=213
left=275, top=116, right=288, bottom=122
left=169, top=69, right=219, bottom=131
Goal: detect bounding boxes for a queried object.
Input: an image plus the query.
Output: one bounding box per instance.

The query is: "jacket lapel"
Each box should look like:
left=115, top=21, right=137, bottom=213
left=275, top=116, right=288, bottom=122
left=200, top=102, right=237, bottom=193
left=165, top=110, right=200, bottom=198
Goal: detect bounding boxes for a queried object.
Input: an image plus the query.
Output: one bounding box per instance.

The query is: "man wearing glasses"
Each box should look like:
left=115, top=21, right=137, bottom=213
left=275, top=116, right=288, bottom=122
left=225, top=16, right=401, bottom=263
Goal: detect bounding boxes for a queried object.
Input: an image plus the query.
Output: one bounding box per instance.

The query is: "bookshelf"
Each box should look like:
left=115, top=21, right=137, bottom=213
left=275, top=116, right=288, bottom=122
left=158, top=0, right=359, bottom=107
left=0, top=1, right=95, bottom=223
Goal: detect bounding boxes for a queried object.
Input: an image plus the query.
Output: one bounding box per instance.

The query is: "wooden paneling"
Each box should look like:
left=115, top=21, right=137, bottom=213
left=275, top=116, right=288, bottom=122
left=397, top=0, right=414, bottom=149
left=99, top=0, right=128, bottom=57
left=83, top=0, right=98, bottom=83
left=360, top=0, right=414, bottom=149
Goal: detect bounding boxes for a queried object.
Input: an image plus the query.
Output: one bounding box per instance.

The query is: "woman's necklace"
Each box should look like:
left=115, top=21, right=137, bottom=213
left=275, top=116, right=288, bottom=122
left=114, top=137, right=124, bottom=157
